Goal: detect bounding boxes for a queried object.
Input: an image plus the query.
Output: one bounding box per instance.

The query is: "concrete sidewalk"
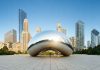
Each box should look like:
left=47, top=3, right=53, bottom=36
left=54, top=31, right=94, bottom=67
left=0, top=54, right=100, bottom=70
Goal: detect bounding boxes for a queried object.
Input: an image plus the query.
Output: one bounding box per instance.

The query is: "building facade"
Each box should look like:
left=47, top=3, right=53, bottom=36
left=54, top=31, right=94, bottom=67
left=91, top=29, right=99, bottom=48
left=22, top=19, right=31, bottom=52
left=5, top=29, right=17, bottom=43
left=56, top=22, right=66, bottom=35
left=76, top=21, right=84, bottom=49
left=70, top=37, right=76, bottom=48
left=19, top=9, right=27, bottom=42
left=11, top=42, right=22, bottom=53
left=98, top=36, right=100, bottom=45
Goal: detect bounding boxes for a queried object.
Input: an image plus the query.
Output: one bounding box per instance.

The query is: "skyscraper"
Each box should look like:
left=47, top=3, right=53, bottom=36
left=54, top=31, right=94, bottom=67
left=22, top=19, right=30, bottom=52
left=35, top=26, right=41, bottom=32
left=19, top=9, right=27, bottom=42
left=98, top=36, right=100, bottom=45
left=57, top=22, right=62, bottom=32
left=91, top=29, right=99, bottom=48
left=76, top=20, right=84, bottom=49
left=5, top=29, right=17, bottom=43
left=56, top=22, right=66, bottom=35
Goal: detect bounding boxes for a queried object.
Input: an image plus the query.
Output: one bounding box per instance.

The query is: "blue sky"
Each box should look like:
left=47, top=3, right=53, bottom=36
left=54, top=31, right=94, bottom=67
left=0, top=0, right=100, bottom=45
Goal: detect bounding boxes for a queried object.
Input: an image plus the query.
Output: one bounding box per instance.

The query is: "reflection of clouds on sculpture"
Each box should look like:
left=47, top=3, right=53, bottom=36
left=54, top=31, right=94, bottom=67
left=28, top=31, right=73, bottom=56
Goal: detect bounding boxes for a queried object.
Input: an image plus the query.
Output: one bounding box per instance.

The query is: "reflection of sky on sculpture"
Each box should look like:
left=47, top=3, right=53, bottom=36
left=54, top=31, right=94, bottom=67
left=28, top=31, right=70, bottom=47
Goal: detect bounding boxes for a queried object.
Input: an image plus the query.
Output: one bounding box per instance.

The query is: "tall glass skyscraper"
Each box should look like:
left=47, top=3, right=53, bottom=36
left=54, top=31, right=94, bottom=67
left=76, top=21, right=84, bottom=49
left=19, top=9, right=27, bottom=42
left=91, top=29, right=99, bottom=48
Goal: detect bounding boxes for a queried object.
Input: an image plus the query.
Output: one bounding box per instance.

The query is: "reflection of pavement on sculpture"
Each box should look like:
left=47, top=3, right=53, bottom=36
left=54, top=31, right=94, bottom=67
left=0, top=54, right=100, bottom=70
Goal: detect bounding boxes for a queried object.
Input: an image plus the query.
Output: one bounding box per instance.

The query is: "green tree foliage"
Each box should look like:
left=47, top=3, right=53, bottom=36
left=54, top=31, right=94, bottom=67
left=0, top=44, right=16, bottom=55
left=73, top=45, right=100, bottom=55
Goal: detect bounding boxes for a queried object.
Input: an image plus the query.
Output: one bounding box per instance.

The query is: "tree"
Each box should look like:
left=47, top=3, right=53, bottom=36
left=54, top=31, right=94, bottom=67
left=2, top=44, right=8, bottom=52
left=73, top=45, right=100, bottom=55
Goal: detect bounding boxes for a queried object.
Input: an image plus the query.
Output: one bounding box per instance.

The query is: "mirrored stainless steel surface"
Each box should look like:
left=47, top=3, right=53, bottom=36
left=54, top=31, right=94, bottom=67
left=28, top=31, right=73, bottom=56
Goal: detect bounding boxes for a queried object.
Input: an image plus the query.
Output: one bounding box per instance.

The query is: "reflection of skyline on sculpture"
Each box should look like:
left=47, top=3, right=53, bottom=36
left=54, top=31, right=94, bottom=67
left=28, top=31, right=73, bottom=56
left=0, top=0, right=100, bottom=44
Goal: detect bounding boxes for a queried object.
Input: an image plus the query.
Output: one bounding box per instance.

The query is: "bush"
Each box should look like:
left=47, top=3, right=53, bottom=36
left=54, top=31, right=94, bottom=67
left=73, top=45, right=100, bottom=55
left=0, top=46, right=16, bottom=55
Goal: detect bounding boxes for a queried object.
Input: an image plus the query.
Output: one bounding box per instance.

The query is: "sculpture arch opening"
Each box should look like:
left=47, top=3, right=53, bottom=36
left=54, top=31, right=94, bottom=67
left=37, top=49, right=63, bottom=56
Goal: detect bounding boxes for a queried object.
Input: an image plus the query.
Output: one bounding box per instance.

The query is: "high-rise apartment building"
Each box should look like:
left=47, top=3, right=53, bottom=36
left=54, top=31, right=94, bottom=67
left=19, top=9, right=27, bottom=42
left=22, top=19, right=30, bottom=52
left=91, top=29, right=99, bottom=48
left=5, top=29, right=17, bottom=43
left=76, top=21, right=84, bottom=49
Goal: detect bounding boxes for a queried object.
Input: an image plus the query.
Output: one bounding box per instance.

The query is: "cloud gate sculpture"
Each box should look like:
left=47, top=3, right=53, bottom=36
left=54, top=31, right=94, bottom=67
left=28, top=31, right=73, bottom=56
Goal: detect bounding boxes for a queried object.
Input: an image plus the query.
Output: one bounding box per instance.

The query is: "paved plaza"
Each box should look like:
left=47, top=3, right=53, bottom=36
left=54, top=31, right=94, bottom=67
left=0, top=54, right=100, bottom=70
